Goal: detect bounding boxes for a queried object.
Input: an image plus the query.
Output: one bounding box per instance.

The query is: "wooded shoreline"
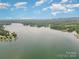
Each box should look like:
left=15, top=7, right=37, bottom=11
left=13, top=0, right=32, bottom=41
left=0, top=25, right=17, bottom=41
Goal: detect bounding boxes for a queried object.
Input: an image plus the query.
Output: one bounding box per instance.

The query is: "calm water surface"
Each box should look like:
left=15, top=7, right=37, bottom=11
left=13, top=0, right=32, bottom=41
left=0, top=23, right=79, bottom=59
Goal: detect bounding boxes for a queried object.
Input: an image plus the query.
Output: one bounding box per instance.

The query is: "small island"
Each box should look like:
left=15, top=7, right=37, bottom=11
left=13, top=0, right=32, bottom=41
left=0, top=25, right=17, bottom=41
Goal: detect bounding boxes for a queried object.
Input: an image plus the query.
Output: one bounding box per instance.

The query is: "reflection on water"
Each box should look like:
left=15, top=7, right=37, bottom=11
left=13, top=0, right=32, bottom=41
left=0, top=37, right=17, bottom=42
left=0, top=23, right=79, bottom=59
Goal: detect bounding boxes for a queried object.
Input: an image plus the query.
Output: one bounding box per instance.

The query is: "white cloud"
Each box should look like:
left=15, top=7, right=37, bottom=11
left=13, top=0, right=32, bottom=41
left=50, top=4, right=66, bottom=11
left=42, top=7, right=49, bottom=11
left=60, top=0, right=69, bottom=3
left=48, top=0, right=53, bottom=4
left=52, top=12, right=60, bottom=16
left=0, top=3, right=10, bottom=9
left=35, top=0, right=46, bottom=7
left=64, top=9, right=74, bottom=13
left=47, top=3, right=79, bottom=15
left=14, top=2, right=27, bottom=8
left=73, top=4, right=79, bottom=7
left=60, top=0, right=73, bottom=3
left=51, top=3, right=79, bottom=11
left=66, top=4, right=79, bottom=8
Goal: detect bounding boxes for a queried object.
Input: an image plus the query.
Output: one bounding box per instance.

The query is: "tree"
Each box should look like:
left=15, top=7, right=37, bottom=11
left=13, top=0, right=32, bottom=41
left=0, top=25, right=4, bottom=30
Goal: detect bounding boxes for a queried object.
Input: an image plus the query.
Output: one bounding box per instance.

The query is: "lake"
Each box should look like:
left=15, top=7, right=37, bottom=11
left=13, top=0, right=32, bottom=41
left=0, top=23, right=79, bottom=59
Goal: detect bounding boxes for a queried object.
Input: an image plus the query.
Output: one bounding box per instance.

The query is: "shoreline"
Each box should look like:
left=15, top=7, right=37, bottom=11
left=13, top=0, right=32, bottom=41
left=2, top=23, right=79, bottom=40
left=62, top=30, right=79, bottom=39
left=0, top=30, right=17, bottom=41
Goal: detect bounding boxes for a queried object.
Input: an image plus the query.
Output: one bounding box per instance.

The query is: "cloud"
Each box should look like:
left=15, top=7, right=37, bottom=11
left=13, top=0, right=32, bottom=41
left=50, top=4, right=66, bottom=11
left=14, top=2, right=27, bottom=8
left=0, top=3, right=10, bottom=9
left=0, top=2, right=27, bottom=10
left=48, top=0, right=53, bottom=4
left=42, top=7, right=49, bottom=11
left=60, top=0, right=69, bottom=3
left=66, top=4, right=79, bottom=8
left=35, top=0, right=46, bottom=7
left=64, top=9, right=74, bottom=13
left=60, top=0, right=73, bottom=3
left=10, top=2, right=27, bottom=11
left=42, top=3, right=79, bottom=16
left=52, top=12, right=60, bottom=16
left=73, top=4, right=79, bottom=7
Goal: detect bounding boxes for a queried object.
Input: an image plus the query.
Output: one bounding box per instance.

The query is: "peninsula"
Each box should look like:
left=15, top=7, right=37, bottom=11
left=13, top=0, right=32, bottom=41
left=0, top=25, right=17, bottom=41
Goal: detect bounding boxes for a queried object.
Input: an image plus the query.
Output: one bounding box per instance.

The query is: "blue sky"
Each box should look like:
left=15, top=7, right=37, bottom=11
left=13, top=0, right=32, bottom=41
left=0, top=0, right=79, bottom=19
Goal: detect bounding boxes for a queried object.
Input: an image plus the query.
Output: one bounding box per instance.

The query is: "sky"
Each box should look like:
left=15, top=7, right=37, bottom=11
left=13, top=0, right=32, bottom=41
left=0, top=0, right=79, bottom=19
